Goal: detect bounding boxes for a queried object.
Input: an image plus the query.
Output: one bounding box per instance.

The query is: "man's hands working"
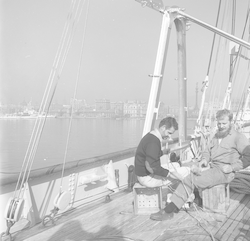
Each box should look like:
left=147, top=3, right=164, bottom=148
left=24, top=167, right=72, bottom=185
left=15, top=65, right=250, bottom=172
left=162, top=147, right=170, bottom=155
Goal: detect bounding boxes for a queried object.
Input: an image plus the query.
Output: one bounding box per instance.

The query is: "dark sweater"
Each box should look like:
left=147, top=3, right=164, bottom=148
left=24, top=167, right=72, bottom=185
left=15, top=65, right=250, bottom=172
left=134, top=132, right=169, bottom=177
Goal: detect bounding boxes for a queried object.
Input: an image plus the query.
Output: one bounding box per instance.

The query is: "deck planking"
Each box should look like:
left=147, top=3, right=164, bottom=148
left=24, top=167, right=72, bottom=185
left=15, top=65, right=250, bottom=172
left=11, top=187, right=250, bottom=241
left=201, top=192, right=246, bottom=241
left=214, top=195, right=250, bottom=241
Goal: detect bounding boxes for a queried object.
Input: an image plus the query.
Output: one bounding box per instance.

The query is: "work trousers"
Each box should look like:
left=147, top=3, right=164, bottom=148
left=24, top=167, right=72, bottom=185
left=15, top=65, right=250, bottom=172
left=170, top=165, right=231, bottom=209
left=137, top=163, right=190, bottom=188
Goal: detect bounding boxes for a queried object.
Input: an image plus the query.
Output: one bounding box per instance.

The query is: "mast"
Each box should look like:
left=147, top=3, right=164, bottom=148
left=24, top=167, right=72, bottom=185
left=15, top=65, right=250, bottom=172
left=136, top=0, right=250, bottom=140
left=141, top=4, right=172, bottom=135
left=175, top=17, right=188, bottom=141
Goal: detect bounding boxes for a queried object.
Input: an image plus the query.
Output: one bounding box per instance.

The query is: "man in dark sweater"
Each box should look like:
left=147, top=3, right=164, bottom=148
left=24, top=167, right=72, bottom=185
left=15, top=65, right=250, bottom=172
left=134, top=116, right=183, bottom=188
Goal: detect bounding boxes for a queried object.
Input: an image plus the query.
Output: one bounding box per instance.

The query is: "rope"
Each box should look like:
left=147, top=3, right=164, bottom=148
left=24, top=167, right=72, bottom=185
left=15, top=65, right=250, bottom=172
left=168, top=163, right=216, bottom=241
left=231, top=6, right=250, bottom=85
left=207, top=0, right=229, bottom=107
left=231, top=6, right=250, bottom=121
left=202, top=0, right=231, bottom=122
left=230, top=171, right=250, bottom=194
left=196, top=0, right=221, bottom=127
left=13, top=0, right=79, bottom=200
left=59, top=0, right=89, bottom=193
left=206, top=0, right=222, bottom=77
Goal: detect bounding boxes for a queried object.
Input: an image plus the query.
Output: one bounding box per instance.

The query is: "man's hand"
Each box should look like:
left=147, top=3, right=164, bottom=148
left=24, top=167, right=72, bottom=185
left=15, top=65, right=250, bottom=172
left=221, top=164, right=233, bottom=173
left=191, top=165, right=202, bottom=176
left=198, top=158, right=208, bottom=169
left=162, top=148, right=170, bottom=155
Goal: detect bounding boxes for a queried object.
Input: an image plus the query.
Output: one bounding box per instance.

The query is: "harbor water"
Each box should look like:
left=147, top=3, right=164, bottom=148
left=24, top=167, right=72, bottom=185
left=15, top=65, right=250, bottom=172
left=0, top=118, right=197, bottom=173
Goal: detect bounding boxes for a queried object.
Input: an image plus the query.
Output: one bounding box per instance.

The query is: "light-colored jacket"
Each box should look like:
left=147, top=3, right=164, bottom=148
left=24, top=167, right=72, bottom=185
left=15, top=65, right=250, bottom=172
left=202, top=128, right=249, bottom=171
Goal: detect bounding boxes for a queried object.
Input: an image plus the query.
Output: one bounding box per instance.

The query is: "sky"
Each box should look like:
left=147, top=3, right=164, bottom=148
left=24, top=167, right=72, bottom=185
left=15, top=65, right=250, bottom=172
left=1, top=0, right=249, bottom=107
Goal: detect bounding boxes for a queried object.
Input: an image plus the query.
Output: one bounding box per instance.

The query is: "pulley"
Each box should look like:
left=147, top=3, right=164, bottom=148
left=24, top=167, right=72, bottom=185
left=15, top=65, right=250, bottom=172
left=42, top=191, right=71, bottom=227
left=4, top=198, right=24, bottom=222
left=54, top=191, right=71, bottom=211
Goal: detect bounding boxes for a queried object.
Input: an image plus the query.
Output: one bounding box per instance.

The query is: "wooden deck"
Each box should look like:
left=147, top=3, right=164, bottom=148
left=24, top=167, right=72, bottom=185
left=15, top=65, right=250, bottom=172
left=10, top=187, right=250, bottom=241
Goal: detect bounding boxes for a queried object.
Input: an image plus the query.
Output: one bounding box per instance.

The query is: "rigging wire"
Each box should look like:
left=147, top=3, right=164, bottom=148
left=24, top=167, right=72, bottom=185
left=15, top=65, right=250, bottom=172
left=231, top=7, right=250, bottom=85
left=206, top=0, right=222, bottom=77
left=207, top=0, right=229, bottom=92
left=225, top=1, right=250, bottom=116
left=59, top=0, right=90, bottom=193
left=13, top=0, right=79, bottom=200
left=232, top=6, right=250, bottom=122
left=27, top=0, right=86, bottom=195
left=212, top=0, right=231, bottom=106
left=204, top=0, right=230, bottom=125
left=197, top=0, right=221, bottom=127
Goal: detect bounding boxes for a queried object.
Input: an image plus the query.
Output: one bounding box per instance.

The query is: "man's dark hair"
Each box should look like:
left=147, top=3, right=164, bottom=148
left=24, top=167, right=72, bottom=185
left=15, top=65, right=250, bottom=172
left=159, top=116, right=178, bottom=130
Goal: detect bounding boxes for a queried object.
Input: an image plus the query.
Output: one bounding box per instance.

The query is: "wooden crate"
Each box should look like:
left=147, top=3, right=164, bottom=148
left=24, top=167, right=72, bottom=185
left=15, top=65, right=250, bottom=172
left=202, top=184, right=230, bottom=213
left=133, top=183, right=163, bottom=215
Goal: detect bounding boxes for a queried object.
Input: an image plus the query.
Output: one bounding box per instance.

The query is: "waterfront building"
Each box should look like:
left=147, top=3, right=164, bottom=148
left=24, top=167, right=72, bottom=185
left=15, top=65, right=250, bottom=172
left=110, top=101, right=124, bottom=117
left=95, top=99, right=111, bottom=111
left=123, top=100, right=147, bottom=118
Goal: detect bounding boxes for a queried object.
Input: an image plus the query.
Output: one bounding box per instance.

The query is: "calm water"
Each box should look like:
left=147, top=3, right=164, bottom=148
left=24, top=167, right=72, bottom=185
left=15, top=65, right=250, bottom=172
left=0, top=118, right=196, bottom=173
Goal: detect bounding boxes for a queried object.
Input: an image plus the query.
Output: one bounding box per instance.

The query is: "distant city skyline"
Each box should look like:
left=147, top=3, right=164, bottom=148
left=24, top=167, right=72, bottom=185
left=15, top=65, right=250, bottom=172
left=0, top=96, right=193, bottom=109
left=1, top=1, right=249, bottom=107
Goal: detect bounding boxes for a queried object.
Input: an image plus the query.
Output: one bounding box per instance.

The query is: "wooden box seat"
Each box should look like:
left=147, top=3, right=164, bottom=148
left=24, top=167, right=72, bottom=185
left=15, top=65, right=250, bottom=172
left=202, top=184, right=230, bottom=213
left=133, top=183, right=163, bottom=215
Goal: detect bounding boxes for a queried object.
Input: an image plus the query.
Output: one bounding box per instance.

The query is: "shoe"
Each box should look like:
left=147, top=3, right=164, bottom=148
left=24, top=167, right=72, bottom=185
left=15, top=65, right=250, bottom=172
left=150, top=209, right=174, bottom=221
left=165, top=202, right=179, bottom=213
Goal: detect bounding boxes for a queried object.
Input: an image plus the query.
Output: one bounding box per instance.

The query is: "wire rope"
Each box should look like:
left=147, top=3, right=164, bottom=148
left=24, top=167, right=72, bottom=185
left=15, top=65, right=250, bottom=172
left=206, top=0, right=222, bottom=77
left=26, top=0, right=87, bottom=195
left=226, top=2, right=250, bottom=117
left=59, top=0, right=90, bottom=193
left=231, top=8, right=250, bottom=89
left=204, top=0, right=230, bottom=125
left=197, top=0, right=222, bottom=127
left=207, top=0, right=229, bottom=99
left=232, top=6, right=250, bottom=122
left=13, top=0, right=78, bottom=200
left=12, top=0, right=85, bottom=203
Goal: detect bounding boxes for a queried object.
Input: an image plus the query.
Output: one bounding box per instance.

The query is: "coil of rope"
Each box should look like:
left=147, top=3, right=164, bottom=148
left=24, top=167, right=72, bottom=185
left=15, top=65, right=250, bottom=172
left=230, top=170, right=250, bottom=194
